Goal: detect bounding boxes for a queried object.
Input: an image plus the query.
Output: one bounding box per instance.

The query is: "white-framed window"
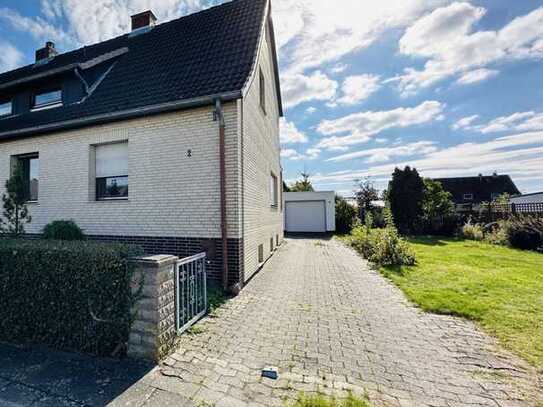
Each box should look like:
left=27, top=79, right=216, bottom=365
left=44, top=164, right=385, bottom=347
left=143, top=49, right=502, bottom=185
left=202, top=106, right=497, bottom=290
left=0, top=100, right=12, bottom=117
left=270, top=172, right=278, bottom=207
left=463, top=193, right=474, bottom=201
left=12, top=153, right=39, bottom=202
left=32, top=89, right=62, bottom=111
left=95, top=142, right=128, bottom=200
left=259, top=68, right=266, bottom=114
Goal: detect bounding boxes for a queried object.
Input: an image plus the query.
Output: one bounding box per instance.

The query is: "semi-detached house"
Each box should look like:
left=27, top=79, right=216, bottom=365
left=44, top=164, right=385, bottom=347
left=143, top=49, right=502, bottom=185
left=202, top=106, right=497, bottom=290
left=0, top=0, right=284, bottom=289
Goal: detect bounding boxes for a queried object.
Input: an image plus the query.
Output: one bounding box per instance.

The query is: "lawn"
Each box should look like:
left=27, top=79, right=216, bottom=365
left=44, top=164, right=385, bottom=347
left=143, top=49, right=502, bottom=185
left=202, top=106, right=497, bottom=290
left=380, top=237, right=543, bottom=370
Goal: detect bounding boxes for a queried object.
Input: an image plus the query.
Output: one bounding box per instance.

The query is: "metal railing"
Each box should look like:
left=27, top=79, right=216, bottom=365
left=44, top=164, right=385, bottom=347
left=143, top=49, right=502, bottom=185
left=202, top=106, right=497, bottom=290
left=175, top=252, right=207, bottom=334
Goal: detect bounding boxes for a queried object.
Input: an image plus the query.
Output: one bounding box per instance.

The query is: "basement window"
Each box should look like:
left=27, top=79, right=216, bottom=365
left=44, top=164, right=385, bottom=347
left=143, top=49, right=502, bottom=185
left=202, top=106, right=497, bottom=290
left=0, top=100, right=12, bottom=117
left=95, top=142, right=128, bottom=200
left=32, top=89, right=62, bottom=111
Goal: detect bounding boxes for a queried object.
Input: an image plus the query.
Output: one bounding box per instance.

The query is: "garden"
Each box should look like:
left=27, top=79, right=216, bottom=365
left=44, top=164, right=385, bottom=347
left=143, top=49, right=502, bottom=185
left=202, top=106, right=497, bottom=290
left=336, top=166, right=543, bottom=369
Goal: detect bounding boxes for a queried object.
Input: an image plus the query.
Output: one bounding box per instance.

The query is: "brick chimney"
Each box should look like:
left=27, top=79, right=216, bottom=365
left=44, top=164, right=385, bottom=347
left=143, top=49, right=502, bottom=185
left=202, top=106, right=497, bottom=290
left=35, top=41, right=58, bottom=63
left=131, top=10, right=157, bottom=31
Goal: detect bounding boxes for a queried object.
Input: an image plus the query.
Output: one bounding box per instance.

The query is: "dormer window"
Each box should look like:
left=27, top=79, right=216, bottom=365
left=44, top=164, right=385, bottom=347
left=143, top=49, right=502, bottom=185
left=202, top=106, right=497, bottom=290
left=0, top=100, right=12, bottom=117
left=32, top=89, right=62, bottom=111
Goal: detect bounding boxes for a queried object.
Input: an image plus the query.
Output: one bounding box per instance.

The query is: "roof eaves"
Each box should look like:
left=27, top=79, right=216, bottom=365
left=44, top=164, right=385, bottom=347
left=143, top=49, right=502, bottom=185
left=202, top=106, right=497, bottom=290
left=0, top=90, right=242, bottom=141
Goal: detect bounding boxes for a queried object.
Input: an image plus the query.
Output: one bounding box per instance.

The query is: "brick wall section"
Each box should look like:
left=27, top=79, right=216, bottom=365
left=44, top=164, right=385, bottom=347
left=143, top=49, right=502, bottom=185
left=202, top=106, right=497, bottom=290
left=87, top=235, right=242, bottom=284
left=128, top=255, right=178, bottom=361
left=241, top=18, right=284, bottom=281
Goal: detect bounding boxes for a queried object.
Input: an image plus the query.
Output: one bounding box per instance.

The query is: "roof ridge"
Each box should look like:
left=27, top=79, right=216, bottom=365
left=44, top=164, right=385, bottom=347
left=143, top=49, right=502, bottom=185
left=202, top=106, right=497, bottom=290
left=0, top=0, right=250, bottom=81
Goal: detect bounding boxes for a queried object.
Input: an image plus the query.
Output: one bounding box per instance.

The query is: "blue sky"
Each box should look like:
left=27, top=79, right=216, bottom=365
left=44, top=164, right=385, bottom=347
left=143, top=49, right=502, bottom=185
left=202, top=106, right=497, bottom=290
left=1, top=0, right=542, bottom=195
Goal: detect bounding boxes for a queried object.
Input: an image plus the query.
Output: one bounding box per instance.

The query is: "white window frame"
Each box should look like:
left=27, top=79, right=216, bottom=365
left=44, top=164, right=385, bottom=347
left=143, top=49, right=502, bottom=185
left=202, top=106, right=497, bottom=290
left=463, top=193, right=474, bottom=201
left=270, top=172, right=278, bottom=207
left=0, top=100, right=12, bottom=117
left=32, top=89, right=62, bottom=111
left=95, top=141, right=129, bottom=201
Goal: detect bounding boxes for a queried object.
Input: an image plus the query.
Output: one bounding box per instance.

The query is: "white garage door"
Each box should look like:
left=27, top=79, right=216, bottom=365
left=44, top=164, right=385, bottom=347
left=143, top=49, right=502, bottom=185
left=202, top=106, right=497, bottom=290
left=285, top=201, right=326, bottom=232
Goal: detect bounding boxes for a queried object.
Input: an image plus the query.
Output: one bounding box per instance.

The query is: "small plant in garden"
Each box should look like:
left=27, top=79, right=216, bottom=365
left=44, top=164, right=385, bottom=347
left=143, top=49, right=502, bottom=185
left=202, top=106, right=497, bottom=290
left=288, top=392, right=371, bottom=407
left=43, top=220, right=85, bottom=241
left=0, top=163, right=31, bottom=237
left=461, top=220, right=484, bottom=241
left=349, top=224, right=416, bottom=267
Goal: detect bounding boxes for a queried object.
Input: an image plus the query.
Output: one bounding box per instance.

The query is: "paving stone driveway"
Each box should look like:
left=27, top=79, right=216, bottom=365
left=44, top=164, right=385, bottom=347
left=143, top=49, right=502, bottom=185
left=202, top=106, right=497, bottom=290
left=142, top=237, right=542, bottom=407
left=0, top=237, right=541, bottom=406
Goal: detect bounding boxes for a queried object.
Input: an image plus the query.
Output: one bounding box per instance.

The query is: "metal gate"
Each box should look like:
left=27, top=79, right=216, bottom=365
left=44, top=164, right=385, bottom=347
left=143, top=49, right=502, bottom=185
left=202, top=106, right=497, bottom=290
left=175, top=253, right=207, bottom=334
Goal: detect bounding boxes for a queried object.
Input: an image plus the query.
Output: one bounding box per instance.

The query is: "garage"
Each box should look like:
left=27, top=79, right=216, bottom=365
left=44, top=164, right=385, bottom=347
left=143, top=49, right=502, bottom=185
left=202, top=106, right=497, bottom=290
left=284, top=191, right=336, bottom=233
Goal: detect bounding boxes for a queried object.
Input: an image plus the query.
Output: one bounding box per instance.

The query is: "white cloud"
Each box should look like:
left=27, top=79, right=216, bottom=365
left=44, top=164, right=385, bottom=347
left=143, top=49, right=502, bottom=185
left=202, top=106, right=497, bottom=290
left=0, top=41, right=24, bottom=73
left=281, top=147, right=320, bottom=161
left=327, top=141, right=438, bottom=163
left=330, top=63, right=348, bottom=74
left=1, top=0, right=210, bottom=49
left=282, top=71, right=338, bottom=109
left=280, top=119, right=308, bottom=144
left=312, top=131, right=543, bottom=186
left=337, top=74, right=381, bottom=106
left=316, top=100, right=444, bottom=149
left=395, top=3, right=543, bottom=95
left=305, top=107, right=317, bottom=114
left=451, top=114, right=480, bottom=130
left=0, top=7, right=73, bottom=47
left=456, top=68, right=499, bottom=85
left=477, top=111, right=543, bottom=134
left=275, top=0, right=449, bottom=79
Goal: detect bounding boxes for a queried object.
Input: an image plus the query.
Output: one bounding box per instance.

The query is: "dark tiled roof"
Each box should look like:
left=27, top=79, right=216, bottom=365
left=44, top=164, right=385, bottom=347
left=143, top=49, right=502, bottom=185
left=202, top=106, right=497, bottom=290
left=0, top=0, right=280, bottom=139
left=434, top=175, right=521, bottom=204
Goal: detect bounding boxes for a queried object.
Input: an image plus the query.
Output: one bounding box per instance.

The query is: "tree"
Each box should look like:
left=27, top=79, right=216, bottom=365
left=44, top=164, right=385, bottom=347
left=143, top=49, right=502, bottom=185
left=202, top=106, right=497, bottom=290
left=335, top=195, right=357, bottom=234
left=387, top=166, right=425, bottom=234
left=354, top=177, right=379, bottom=219
left=290, top=172, right=314, bottom=192
left=282, top=181, right=290, bottom=192
left=422, top=179, right=455, bottom=220
left=1, top=163, right=32, bottom=237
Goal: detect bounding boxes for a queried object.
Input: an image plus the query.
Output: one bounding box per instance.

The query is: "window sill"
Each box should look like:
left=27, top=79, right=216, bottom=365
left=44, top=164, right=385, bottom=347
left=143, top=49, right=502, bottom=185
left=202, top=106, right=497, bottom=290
left=31, top=102, right=63, bottom=112
left=26, top=200, right=39, bottom=205
left=95, top=198, right=129, bottom=202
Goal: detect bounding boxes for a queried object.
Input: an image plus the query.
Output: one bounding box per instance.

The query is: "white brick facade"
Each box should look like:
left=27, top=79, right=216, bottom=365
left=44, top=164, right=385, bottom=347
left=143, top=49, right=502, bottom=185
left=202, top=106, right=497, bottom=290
left=0, top=104, right=241, bottom=239
left=0, top=8, right=283, bottom=285
left=241, top=19, right=284, bottom=280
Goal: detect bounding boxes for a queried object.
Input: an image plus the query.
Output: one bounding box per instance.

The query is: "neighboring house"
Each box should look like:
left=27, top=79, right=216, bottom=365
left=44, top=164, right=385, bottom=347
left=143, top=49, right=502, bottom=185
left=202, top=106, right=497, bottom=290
left=284, top=192, right=336, bottom=233
left=0, top=0, right=283, bottom=288
left=434, top=174, right=520, bottom=207
left=510, top=192, right=543, bottom=205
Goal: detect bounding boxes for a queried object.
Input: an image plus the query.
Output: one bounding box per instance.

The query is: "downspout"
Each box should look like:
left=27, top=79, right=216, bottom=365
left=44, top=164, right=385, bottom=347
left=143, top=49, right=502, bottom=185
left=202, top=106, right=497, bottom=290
left=215, top=99, right=229, bottom=291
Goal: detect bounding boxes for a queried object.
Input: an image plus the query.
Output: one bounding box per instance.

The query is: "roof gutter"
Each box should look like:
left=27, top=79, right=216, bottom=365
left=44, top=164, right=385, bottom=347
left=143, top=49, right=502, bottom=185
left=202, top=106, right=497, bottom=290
left=0, top=90, right=242, bottom=141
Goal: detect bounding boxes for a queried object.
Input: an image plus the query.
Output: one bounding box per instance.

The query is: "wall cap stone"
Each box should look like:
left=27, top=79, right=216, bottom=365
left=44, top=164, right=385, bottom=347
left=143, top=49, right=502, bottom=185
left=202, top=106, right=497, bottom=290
left=131, top=255, right=179, bottom=268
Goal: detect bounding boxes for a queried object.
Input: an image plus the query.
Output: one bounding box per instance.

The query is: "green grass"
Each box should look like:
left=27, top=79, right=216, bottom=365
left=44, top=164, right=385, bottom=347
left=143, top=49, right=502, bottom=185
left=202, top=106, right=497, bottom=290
left=287, top=393, right=371, bottom=407
left=381, top=236, right=543, bottom=369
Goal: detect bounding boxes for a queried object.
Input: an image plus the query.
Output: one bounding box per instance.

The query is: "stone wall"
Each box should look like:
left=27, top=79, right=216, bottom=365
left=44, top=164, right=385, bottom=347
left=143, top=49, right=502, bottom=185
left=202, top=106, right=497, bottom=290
left=128, top=255, right=178, bottom=362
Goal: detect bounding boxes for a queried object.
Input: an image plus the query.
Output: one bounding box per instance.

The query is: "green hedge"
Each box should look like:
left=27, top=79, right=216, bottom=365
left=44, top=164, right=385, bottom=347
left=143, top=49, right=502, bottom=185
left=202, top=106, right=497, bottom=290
left=0, top=239, right=143, bottom=356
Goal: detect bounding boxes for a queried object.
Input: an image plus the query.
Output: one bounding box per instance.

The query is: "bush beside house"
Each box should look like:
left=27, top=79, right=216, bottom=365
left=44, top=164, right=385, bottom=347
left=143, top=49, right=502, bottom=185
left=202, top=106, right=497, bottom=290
left=43, top=220, right=86, bottom=241
left=0, top=239, right=143, bottom=356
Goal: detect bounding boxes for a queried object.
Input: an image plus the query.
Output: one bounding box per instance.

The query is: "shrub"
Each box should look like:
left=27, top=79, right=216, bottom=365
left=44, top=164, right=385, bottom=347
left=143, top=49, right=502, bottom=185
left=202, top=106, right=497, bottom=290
left=349, top=225, right=416, bottom=266
left=461, top=220, right=484, bottom=241
left=0, top=239, right=143, bottom=356
left=484, top=223, right=509, bottom=246
left=503, top=216, right=543, bottom=251
left=335, top=196, right=357, bottom=234
left=43, top=220, right=85, bottom=241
